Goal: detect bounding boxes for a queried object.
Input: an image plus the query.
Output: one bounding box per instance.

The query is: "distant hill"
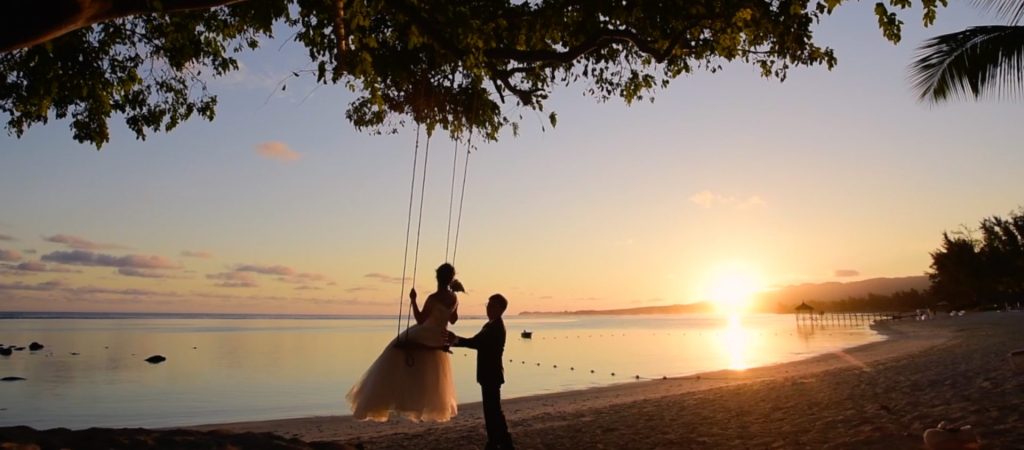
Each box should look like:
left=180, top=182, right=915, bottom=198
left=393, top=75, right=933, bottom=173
left=519, top=302, right=715, bottom=316
left=754, top=275, right=930, bottom=311
left=518, top=276, right=931, bottom=316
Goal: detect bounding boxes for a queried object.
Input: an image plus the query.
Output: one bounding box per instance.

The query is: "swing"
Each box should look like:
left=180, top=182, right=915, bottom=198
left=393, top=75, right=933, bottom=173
left=391, top=125, right=472, bottom=362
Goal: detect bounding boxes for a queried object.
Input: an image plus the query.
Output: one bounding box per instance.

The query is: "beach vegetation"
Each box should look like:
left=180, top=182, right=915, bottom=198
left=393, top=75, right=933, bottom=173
left=780, top=208, right=1024, bottom=313
left=785, top=289, right=934, bottom=313
left=928, top=208, right=1024, bottom=309
left=1, top=0, right=948, bottom=148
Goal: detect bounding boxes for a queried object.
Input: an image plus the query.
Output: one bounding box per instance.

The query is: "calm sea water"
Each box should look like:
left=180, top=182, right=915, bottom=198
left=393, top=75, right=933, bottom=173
left=0, top=312, right=882, bottom=429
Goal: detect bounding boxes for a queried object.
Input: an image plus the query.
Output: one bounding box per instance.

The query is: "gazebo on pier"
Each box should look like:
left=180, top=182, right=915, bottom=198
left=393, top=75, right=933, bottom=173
left=794, top=301, right=814, bottom=323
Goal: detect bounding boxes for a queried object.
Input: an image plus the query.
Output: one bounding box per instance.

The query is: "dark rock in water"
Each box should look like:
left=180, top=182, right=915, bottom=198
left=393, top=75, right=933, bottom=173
left=69, top=352, right=80, bottom=356
left=1, top=376, right=26, bottom=381
left=0, top=347, right=11, bottom=356
left=145, top=355, right=167, bottom=364
left=28, top=342, right=44, bottom=351
left=14, top=347, right=25, bottom=351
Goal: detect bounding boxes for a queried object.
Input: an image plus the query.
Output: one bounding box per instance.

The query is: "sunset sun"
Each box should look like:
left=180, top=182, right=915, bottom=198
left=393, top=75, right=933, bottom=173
left=703, top=264, right=764, bottom=313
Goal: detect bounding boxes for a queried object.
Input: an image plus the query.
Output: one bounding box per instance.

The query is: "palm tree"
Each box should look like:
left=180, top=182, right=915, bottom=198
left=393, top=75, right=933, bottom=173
left=910, top=0, right=1024, bottom=102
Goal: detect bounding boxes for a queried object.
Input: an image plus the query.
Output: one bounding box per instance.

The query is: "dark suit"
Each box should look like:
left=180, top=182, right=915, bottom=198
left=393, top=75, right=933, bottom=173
left=453, top=318, right=513, bottom=450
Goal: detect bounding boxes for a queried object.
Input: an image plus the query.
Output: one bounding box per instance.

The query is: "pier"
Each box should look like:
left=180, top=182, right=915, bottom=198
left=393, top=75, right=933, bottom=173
left=793, top=301, right=898, bottom=326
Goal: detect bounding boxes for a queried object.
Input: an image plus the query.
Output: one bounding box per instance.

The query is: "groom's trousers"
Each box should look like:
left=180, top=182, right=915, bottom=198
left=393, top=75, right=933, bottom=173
left=481, top=383, right=514, bottom=449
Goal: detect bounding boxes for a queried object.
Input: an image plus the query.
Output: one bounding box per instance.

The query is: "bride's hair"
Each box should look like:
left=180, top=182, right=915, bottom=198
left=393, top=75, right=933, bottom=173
left=449, top=279, right=465, bottom=293
left=435, top=263, right=456, bottom=287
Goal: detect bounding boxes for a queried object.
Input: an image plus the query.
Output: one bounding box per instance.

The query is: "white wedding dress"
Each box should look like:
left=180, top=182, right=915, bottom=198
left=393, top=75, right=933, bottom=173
left=346, top=301, right=457, bottom=422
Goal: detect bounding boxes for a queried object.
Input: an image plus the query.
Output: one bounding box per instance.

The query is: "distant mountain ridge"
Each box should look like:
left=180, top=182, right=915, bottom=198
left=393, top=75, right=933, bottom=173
left=518, top=275, right=930, bottom=315
left=756, top=275, right=930, bottom=306
left=519, top=302, right=715, bottom=316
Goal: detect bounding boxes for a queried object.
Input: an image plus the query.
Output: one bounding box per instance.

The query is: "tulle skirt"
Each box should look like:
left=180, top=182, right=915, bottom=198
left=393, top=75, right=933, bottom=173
left=346, top=325, right=457, bottom=422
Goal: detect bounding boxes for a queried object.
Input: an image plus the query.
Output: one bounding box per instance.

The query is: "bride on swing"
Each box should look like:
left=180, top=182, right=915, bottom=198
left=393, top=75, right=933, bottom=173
left=346, top=262, right=462, bottom=422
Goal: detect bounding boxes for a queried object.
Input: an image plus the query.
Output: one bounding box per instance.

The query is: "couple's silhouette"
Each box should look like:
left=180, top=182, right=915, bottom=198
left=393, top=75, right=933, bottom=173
left=346, top=263, right=515, bottom=450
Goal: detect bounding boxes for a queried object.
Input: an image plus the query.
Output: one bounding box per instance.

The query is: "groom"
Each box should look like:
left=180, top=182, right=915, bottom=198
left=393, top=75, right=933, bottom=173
left=449, top=294, right=515, bottom=450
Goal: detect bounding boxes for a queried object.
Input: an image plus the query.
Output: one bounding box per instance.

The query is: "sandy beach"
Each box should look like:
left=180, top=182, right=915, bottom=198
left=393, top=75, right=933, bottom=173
left=3, top=312, right=1022, bottom=449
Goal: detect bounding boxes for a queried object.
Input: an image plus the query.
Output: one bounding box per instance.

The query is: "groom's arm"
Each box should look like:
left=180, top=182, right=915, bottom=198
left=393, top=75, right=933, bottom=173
left=451, top=327, right=492, bottom=350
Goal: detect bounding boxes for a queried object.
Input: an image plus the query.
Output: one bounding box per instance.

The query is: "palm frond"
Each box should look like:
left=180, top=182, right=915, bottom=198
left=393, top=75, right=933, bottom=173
left=910, top=25, right=1024, bottom=103
left=971, top=0, right=1024, bottom=25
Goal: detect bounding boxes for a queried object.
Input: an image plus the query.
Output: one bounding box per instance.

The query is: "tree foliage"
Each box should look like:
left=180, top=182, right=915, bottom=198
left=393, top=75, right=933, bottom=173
left=764, top=208, right=1024, bottom=313
left=910, top=0, right=1024, bottom=102
left=928, top=209, right=1024, bottom=308
left=0, top=0, right=947, bottom=148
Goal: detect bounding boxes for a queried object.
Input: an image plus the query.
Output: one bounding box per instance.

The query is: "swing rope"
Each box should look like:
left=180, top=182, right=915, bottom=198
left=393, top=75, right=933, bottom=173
left=396, top=125, right=422, bottom=342
left=450, top=131, right=472, bottom=265
left=444, top=139, right=460, bottom=262
left=405, top=130, right=432, bottom=338
left=395, top=125, right=470, bottom=362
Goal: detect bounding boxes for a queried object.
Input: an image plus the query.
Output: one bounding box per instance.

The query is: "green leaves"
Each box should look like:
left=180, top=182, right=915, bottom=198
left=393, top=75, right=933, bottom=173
left=910, top=25, right=1024, bottom=102
left=875, top=3, right=904, bottom=44
left=0, top=0, right=958, bottom=148
left=1, top=2, right=279, bottom=148
left=929, top=208, right=1024, bottom=308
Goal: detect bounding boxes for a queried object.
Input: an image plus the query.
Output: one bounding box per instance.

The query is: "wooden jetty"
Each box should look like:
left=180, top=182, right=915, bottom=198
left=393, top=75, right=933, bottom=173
left=793, top=302, right=898, bottom=327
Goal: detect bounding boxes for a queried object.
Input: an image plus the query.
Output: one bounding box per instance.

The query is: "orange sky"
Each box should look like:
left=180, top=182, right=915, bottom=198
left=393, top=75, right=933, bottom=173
left=1, top=2, right=1021, bottom=316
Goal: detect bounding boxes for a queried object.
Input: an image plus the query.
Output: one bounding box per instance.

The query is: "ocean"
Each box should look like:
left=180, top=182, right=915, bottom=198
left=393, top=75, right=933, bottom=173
left=0, top=312, right=883, bottom=429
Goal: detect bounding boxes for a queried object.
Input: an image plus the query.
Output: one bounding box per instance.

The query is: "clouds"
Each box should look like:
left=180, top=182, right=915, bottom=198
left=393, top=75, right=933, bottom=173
left=345, top=286, right=377, bottom=293
left=1, top=261, right=80, bottom=273
left=206, top=263, right=330, bottom=289
left=256, top=141, right=301, bottom=162
left=207, top=271, right=258, bottom=288
left=41, top=250, right=181, bottom=270
left=214, top=281, right=259, bottom=288
left=834, top=269, right=860, bottom=278
left=277, top=273, right=328, bottom=284
left=689, top=190, right=767, bottom=210
left=0, top=249, right=21, bottom=262
left=0, top=276, right=389, bottom=313
left=207, top=272, right=256, bottom=282
left=118, top=268, right=179, bottom=279
left=15, top=261, right=45, bottom=271
left=364, top=273, right=409, bottom=284
left=74, top=286, right=166, bottom=297
left=44, top=234, right=123, bottom=250
left=0, top=279, right=69, bottom=292
left=217, top=61, right=278, bottom=89
left=0, top=280, right=166, bottom=297
left=236, top=264, right=296, bottom=276
left=0, top=231, right=352, bottom=308
left=4, top=236, right=194, bottom=280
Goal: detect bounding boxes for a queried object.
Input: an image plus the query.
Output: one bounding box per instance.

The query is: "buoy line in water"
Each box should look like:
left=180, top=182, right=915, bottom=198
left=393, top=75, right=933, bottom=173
left=453, top=329, right=780, bottom=383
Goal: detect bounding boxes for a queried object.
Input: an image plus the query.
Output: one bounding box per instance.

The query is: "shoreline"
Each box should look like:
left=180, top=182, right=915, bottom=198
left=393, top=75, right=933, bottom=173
left=4, top=312, right=1022, bottom=449
left=188, top=316, right=951, bottom=443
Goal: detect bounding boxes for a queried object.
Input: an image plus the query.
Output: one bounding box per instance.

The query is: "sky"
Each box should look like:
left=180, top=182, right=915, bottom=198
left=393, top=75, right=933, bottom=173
left=0, top=2, right=1021, bottom=315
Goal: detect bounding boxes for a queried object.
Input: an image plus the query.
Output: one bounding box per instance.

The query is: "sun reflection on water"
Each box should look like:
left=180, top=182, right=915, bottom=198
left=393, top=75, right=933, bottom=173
left=718, top=314, right=751, bottom=370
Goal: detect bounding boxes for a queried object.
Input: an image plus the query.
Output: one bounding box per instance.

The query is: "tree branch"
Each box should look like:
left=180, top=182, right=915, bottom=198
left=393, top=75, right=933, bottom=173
left=0, top=0, right=248, bottom=53
left=485, top=29, right=689, bottom=66
left=332, top=0, right=346, bottom=76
